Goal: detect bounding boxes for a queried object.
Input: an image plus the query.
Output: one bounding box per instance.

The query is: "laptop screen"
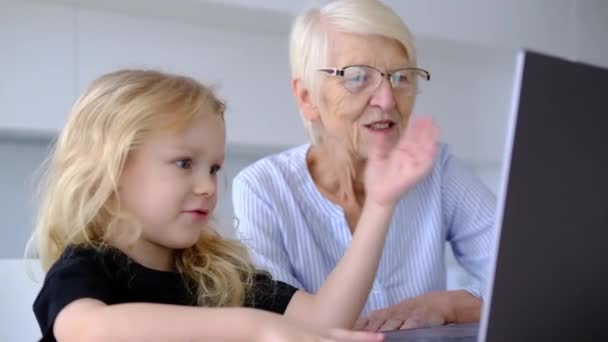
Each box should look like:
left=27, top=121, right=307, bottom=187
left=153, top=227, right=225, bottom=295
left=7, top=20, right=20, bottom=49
left=480, top=50, right=608, bottom=342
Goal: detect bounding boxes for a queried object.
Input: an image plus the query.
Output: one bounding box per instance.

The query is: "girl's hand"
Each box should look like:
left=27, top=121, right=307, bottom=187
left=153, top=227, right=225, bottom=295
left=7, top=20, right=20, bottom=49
left=260, top=316, right=385, bottom=342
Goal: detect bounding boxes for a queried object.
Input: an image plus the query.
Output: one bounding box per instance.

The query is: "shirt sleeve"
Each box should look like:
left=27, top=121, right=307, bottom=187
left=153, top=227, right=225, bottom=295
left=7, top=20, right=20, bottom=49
left=232, top=174, right=304, bottom=289
left=33, top=248, right=114, bottom=341
left=249, top=273, right=298, bottom=314
left=441, top=152, right=497, bottom=300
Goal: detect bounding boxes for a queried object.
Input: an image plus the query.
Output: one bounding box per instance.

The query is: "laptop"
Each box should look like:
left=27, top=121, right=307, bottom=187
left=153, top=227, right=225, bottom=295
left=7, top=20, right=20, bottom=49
left=385, top=50, right=608, bottom=342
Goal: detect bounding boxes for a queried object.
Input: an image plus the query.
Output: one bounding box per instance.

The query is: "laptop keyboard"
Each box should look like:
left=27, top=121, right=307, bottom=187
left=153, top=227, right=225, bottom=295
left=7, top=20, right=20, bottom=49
left=385, top=336, right=477, bottom=342
left=382, top=323, right=479, bottom=342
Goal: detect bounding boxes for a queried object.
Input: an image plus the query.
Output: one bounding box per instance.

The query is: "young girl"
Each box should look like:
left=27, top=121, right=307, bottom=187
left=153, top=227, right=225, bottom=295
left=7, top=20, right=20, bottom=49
left=31, top=69, right=438, bottom=341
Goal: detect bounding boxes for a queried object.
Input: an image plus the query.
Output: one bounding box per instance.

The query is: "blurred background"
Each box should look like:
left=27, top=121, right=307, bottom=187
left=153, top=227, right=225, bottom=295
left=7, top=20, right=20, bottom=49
left=1, top=0, right=607, bottom=340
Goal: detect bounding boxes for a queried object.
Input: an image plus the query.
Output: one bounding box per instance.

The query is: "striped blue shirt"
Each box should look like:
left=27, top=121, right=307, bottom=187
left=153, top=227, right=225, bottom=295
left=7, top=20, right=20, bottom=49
left=233, top=144, right=496, bottom=315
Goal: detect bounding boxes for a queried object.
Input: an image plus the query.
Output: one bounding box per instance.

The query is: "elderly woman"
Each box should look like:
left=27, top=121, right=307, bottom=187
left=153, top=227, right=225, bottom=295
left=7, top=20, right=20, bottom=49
left=233, top=0, right=495, bottom=332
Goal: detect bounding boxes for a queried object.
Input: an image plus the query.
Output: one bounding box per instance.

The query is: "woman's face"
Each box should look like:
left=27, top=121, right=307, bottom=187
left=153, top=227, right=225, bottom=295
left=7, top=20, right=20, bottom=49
left=314, top=32, right=416, bottom=159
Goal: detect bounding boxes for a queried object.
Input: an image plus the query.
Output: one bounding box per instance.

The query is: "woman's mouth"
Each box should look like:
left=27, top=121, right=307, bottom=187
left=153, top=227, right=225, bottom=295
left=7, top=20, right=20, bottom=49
left=364, top=120, right=396, bottom=132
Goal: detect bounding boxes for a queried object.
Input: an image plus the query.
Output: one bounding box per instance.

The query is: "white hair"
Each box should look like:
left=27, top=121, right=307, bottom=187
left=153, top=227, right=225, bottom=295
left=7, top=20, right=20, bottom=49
left=289, top=0, right=418, bottom=143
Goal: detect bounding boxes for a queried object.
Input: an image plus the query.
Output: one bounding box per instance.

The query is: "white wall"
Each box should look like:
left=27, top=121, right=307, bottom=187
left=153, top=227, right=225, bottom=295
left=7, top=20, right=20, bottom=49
left=3, top=0, right=604, bottom=165
left=0, top=135, right=51, bottom=259
left=0, top=0, right=520, bottom=177
left=386, top=0, right=578, bottom=59
left=0, top=1, right=76, bottom=132
left=0, top=259, right=44, bottom=342
left=574, top=0, right=608, bottom=68
left=0, top=0, right=308, bottom=148
left=203, top=0, right=580, bottom=58
left=75, top=8, right=306, bottom=149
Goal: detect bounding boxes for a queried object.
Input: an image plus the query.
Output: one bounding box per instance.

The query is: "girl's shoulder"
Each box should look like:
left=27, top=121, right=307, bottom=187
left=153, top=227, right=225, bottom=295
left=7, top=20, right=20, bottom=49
left=45, top=244, right=124, bottom=280
left=33, top=245, right=122, bottom=340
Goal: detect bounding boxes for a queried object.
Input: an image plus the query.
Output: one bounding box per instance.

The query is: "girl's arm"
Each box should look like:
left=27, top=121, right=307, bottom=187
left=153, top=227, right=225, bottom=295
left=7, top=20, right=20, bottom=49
left=55, top=299, right=269, bottom=342
left=54, top=298, right=383, bottom=342
left=284, top=201, right=393, bottom=329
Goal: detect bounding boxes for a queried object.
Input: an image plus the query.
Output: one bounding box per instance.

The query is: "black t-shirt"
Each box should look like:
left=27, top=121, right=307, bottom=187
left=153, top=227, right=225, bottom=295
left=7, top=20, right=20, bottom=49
left=33, top=246, right=298, bottom=342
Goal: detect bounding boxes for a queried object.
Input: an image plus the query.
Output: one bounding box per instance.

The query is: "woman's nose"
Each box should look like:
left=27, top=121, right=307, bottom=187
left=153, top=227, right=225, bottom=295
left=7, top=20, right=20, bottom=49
left=369, top=78, right=396, bottom=112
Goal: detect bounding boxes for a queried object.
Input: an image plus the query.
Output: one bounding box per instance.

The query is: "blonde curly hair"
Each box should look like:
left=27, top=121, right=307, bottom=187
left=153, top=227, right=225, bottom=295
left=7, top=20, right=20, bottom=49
left=30, top=69, right=256, bottom=307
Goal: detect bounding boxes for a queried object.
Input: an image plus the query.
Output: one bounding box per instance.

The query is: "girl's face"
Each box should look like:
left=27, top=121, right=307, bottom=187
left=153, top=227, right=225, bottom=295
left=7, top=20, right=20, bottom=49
left=117, top=112, right=225, bottom=266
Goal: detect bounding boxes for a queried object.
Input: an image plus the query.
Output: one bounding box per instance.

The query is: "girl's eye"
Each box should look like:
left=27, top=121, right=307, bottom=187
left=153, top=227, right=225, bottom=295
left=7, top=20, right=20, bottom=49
left=176, top=159, right=192, bottom=169
left=210, top=164, right=222, bottom=175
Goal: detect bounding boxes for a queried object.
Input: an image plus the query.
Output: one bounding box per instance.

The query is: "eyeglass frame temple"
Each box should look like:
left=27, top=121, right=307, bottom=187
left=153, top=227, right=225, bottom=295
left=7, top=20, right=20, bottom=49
left=318, top=68, right=343, bottom=76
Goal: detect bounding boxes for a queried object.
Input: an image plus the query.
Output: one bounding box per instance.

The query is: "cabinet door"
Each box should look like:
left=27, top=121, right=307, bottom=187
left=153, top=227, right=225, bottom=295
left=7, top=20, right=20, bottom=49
left=0, top=2, right=75, bottom=133
left=76, top=8, right=306, bottom=147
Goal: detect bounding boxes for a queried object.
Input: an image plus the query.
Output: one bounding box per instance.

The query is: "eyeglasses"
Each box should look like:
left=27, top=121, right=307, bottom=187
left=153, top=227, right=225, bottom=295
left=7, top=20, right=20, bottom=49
left=318, top=65, right=430, bottom=95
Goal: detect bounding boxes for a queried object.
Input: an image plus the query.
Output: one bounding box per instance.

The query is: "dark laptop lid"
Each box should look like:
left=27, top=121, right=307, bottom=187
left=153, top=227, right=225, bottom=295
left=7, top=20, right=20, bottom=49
left=480, top=51, right=608, bottom=342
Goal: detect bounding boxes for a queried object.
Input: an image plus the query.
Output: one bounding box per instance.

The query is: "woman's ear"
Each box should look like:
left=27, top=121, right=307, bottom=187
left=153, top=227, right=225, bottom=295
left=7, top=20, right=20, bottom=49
left=292, top=78, right=320, bottom=122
